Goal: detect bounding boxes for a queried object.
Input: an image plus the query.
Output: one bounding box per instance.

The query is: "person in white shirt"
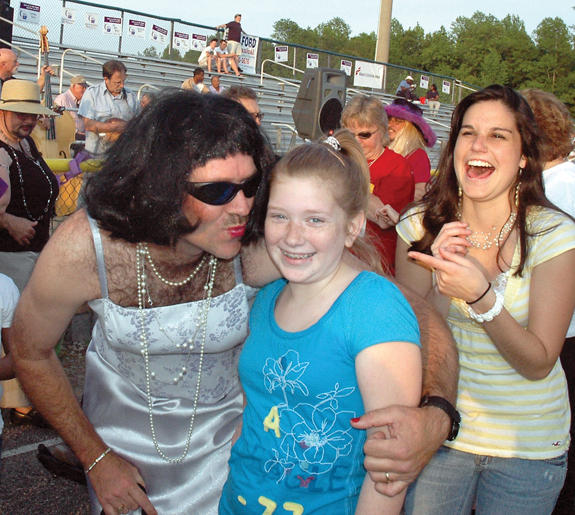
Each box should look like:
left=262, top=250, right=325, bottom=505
left=522, top=88, right=575, bottom=515
left=198, top=38, right=218, bottom=73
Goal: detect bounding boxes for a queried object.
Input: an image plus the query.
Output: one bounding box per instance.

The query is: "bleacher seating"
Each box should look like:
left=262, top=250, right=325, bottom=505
left=13, top=36, right=454, bottom=167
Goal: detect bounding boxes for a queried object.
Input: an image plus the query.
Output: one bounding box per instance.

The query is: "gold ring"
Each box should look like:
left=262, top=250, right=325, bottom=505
left=119, top=505, right=127, bottom=514
left=385, top=471, right=392, bottom=483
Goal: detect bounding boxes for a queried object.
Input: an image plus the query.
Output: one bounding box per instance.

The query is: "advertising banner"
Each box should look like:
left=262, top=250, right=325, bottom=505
left=151, top=24, right=168, bottom=45
left=238, top=34, right=259, bottom=75
left=128, top=20, right=146, bottom=38
left=191, top=34, right=207, bottom=51
left=62, top=7, right=75, bottom=25
left=340, top=59, right=352, bottom=76
left=420, top=75, right=429, bottom=90
left=18, top=2, right=40, bottom=24
left=85, top=12, right=98, bottom=30
left=173, top=32, right=190, bottom=52
left=275, top=45, right=288, bottom=62
left=103, top=16, right=122, bottom=36
left=306, top=53, right=319, bottom=69
left=353, top=61, right=384, bottom=89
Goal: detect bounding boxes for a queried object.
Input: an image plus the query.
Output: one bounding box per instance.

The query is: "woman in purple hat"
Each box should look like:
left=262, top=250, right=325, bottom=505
left=386, top=99, right=437, bottom=202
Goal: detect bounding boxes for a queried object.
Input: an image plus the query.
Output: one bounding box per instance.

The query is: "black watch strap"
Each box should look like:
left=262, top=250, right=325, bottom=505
left=419, top=395, right=461, bottom=441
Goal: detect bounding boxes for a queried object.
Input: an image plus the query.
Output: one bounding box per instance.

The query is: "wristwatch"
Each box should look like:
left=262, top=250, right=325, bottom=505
left=419, top=395, right=461, bottom=441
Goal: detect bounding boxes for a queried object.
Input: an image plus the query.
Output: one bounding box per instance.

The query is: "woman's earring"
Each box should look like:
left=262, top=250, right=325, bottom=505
left=515, top=181, right=521, bottom=207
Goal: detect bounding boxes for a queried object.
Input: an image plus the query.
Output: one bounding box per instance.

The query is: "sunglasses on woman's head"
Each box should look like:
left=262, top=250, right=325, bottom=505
left=185, top=171, right=261, bottom=206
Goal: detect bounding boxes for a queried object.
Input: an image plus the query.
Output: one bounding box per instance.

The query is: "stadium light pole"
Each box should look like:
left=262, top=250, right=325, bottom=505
left=375, top=0, right=393, bottom=63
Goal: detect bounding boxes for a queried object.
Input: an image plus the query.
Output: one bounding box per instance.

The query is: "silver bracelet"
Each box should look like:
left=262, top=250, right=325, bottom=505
left=85, top=446, right=112, bottom=474
left=467, top=288, right=504, bottom=323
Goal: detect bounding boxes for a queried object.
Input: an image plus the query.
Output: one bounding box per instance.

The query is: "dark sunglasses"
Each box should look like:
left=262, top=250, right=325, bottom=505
left=355, top=129, right=378, bottom=140
left=185, top=171, right=261, bottom=206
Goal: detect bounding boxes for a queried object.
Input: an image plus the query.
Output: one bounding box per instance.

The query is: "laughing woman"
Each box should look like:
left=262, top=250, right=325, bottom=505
left=395, top=85, right=575, bottom=514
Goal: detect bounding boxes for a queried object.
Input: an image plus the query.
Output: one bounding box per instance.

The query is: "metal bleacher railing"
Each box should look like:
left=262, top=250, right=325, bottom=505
left=4, top=0, right=469, bottom=215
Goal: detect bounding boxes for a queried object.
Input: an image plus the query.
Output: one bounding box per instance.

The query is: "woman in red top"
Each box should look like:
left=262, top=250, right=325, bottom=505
left=341, top=95, right=413, bottom=274
left=386, top=99, right=437, bottom=202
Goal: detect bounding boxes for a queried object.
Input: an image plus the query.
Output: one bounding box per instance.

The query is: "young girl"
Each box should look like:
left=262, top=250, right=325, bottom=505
left=220, top=130, right=422, bottom=514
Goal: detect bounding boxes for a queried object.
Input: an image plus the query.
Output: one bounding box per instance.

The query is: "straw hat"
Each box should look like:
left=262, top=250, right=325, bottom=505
left=385, top=99, right=437, bottom=147
left=0, top=79, right=57, bottom=115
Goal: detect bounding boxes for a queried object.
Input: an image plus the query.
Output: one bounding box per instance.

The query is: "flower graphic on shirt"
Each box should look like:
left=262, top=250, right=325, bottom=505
left=278, top=397, right=355, bottom=476
left=264, top=448, right=295, bottom=482
left=263, top=349, right=309, bottom=404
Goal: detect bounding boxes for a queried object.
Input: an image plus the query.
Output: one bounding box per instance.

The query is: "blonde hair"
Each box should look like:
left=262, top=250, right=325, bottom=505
left=270, top=128, right=383, bottom=274
left=388, top=119, right=426, bottom=157
left=341, top=95, right=391, bottom=147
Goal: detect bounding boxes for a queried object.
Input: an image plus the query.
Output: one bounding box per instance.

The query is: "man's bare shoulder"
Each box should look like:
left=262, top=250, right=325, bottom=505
left=45, top=209, right=95, bottom=263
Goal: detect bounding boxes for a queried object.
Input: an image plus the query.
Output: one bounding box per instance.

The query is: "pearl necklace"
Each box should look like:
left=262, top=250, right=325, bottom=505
left=140, top=243, right=208, bottom=286
left=3, top=142, right=54, bottom=222
left=460, top=211, right=517, bottom=250
left=136, top=242, right=218, bottom=463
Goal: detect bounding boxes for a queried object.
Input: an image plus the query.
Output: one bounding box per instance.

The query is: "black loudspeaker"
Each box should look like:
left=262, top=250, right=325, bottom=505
left=0, top=0, right=13, bottom=48
left=292, top=68, right=346, bottom=141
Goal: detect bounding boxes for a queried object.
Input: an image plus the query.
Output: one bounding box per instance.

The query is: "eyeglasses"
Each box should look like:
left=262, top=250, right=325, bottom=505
left=185, top=171, right=261, bottom=206
left=250, top=111, right=264, bottom=122
left=355, top=129, right=378, bottom=140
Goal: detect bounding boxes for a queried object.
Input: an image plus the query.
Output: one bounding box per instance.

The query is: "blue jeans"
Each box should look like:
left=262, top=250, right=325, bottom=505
left=404, top=446, right=567, bottom=515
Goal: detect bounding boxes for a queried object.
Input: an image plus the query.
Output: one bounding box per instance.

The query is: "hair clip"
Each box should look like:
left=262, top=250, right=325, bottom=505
left=323, top=135, right=341, bottom=152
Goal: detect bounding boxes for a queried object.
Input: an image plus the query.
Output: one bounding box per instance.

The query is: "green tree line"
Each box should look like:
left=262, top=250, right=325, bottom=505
left=141, top=11, right=574, bottom=110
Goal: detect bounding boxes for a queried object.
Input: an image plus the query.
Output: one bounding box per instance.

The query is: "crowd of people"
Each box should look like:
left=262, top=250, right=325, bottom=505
left=0, top=27, right=574, bottom=515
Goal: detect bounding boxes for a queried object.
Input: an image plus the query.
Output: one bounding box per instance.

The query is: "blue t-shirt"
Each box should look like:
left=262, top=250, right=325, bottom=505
left=220, top=271, right=420, bottom=514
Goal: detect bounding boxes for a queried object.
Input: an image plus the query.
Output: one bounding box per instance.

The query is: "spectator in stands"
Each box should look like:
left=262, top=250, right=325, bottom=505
left=386, top=99, right=437, bottom=201
left=78, top=60, right=139, bottom=158
left=198, top=38, right=218, bottom=73
left=0, top=48, right=53, bottom=95
left=396, top=75, right=417, bottom=102
left=341, top=95, right=414, bottom=274
left=522, top=88, right=575, bottom=515
left=217, top=14, right=243, bottom=70
left=426, top=83, right=440, bottom=117
left=181, top=67, right=209, bottom=94
left=222, top=85, right=263, bottom=126
left=209, top=75, right=224, bottom=94
left=54, top=75, right=88, bottom=141
left=0, top=49, right=19, bottom=91
left=215, top=40, right=241, bottom=77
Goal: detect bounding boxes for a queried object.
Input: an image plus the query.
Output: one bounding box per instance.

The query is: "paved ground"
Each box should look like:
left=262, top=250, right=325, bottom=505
left=0, top=315, right=92, bottom=514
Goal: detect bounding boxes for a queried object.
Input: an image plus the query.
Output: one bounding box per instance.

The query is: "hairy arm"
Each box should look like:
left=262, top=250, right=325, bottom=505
left=241, top=240, right=281, bottom=287
left=10, top=213, right=156, bottom=514
left=0, top=328, right=14, bottom=381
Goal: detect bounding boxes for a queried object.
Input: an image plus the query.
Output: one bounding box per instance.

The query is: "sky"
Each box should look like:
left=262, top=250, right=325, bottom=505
left=116, top=1, right=572, bottom=40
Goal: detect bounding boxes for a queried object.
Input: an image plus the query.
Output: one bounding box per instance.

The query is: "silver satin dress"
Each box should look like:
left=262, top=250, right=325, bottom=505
left=83, top=217, right=255, bottom=514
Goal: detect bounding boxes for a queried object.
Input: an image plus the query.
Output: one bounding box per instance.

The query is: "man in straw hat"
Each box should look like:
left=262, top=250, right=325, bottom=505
left=0, top=79, right=58, bottom=428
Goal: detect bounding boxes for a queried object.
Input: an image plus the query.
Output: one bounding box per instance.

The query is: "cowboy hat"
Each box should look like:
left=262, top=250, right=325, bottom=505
left=385, top=99, right=437, bottom=147
left=0, top=79, right=57, bottom=115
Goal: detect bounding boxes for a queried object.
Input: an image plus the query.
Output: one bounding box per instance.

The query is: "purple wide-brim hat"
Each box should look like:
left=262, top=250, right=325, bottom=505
left=385, top=104, right=437, bottom=148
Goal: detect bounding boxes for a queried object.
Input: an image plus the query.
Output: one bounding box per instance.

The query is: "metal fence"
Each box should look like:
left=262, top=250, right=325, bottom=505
left=9, top=0, right=475, bottom=104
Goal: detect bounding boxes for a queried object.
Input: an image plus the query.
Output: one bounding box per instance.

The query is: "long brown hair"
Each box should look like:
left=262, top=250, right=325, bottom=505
left=410, top=84, right=553, bottom=276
